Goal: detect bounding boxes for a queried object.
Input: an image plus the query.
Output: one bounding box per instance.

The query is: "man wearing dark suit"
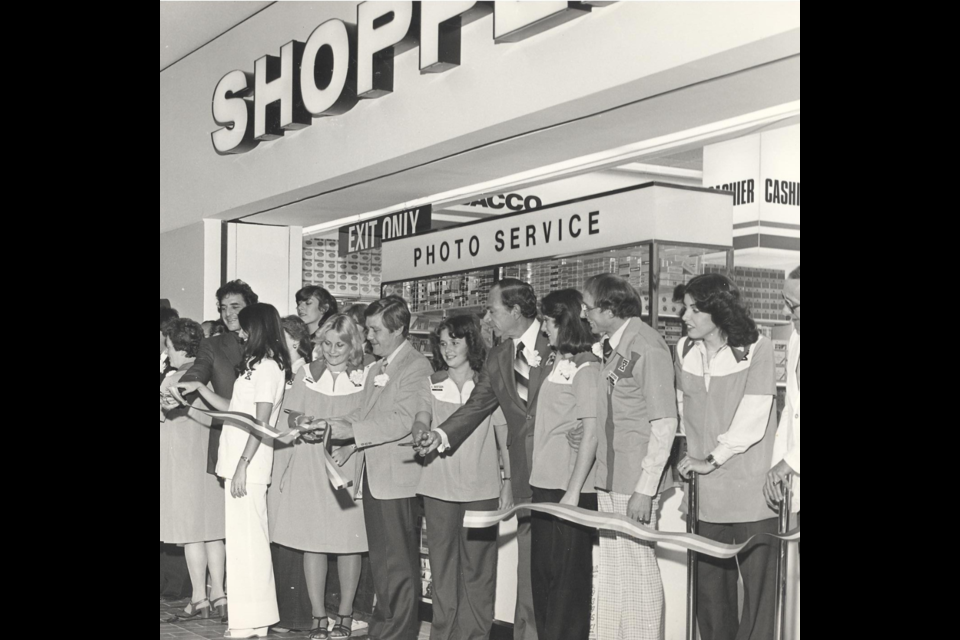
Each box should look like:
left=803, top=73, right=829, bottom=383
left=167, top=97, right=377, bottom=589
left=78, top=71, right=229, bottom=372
left=417, top=279, right=549, bottom=640
left=326, top=297, right=433, bottom=640
left=174, top=281, right=258, bottom=474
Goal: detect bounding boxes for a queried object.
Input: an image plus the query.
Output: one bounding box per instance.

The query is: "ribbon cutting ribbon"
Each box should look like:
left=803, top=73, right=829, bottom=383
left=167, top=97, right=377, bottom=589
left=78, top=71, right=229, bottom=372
left=463, top=503, right=800, bottom=560
left=193, top=408, right=353, bottom=492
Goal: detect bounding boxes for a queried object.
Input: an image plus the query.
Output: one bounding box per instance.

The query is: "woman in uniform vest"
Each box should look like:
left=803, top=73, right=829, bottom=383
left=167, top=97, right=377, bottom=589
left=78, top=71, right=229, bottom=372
left=413, top=315, right=512, bottom=640
left=676, top=274, right=779, bottom=640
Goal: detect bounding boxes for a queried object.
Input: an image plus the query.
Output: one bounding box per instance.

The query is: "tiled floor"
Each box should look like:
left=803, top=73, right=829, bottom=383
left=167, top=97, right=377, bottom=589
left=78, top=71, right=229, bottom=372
left=159, top=599, right=432, bottom=640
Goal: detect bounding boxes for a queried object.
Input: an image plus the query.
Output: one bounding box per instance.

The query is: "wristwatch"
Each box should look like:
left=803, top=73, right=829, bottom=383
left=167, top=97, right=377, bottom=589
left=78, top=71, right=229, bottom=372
left=240, top=456, right=252, bottom=464
left=706, top=454, right=721, bottom=470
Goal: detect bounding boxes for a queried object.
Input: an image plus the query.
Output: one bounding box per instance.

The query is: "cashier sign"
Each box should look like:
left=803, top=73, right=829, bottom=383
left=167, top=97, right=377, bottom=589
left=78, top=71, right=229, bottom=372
left=380, top=185, right=734, bottom=282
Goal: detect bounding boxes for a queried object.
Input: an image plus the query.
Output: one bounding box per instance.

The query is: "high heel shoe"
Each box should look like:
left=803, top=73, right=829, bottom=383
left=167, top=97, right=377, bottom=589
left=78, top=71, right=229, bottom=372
left=211, top=596, right=228, bottom=623
left=179, top=599, right=211, bottom=620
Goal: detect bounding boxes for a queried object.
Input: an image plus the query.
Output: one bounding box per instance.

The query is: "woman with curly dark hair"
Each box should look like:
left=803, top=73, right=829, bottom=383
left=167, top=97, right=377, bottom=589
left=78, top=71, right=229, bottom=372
left=528, top=289, right=601, bottom=640
left=675, top=273, right=779, bottom=640
left=160, top=318, right=226, bottom=620
left=413, top=315, right=511, bottom=640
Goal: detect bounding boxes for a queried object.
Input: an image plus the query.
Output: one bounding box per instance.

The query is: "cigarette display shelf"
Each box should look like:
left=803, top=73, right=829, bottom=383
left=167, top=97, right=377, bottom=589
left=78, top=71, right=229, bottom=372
left=703, top=264, right=790, bottom=323
left=501, top=243, right=726, bottom=347
left=382, top=269, right=496, bottom=317
left=302, top=236, right=383, bottom=299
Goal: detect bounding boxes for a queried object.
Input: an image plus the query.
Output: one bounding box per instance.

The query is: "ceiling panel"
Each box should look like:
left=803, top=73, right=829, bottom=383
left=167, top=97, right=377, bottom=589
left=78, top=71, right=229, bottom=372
left=160, top=1, right=272, bottom=72
left=242, top=56, right=800, bottom=229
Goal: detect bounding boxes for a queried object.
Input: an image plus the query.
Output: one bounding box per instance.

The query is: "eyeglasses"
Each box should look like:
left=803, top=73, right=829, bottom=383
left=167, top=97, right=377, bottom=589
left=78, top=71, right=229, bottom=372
left=782, top=296, right=801, bottom=314
left=582, top=303, right=600, bottom=313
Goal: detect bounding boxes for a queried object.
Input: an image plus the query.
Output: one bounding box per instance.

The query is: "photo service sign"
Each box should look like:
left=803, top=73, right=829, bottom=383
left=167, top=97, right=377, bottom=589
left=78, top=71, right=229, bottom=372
left=381, top=184, right=733, bottom=282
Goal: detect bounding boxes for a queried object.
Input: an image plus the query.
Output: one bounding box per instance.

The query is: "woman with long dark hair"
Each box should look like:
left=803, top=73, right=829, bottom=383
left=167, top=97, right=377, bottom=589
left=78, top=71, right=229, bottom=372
left=178, top=303, right=291, bottom=639
left=675, top=273, right=779, bottom=640
left=297, top=286, right=338, bottom=359
left=412, top=315, right=511, bottom=640
left=529, top=289, right=601, bottom=640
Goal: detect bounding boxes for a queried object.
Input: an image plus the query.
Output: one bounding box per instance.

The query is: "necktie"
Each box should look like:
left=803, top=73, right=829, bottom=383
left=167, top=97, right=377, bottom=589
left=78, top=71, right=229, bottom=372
left=515, top=342, right=530, bottom=405
left=603, top=338, right=613, bottom=364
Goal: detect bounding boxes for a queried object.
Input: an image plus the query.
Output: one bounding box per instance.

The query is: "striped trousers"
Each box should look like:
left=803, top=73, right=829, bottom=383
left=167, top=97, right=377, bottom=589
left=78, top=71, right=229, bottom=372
left=597, top=492, right=664, bottom=640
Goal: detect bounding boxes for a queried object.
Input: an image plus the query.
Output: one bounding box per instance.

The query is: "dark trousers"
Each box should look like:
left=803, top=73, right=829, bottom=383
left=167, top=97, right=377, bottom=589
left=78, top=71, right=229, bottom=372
left=272, top=544, right=315, bottom=631
left=530, top=488, right=597, bottom=640
left=362, top=474, right=421, bottom=640
left=697, top=519, right=779, bottom=640
left=423, top=496, right=500, bottom=640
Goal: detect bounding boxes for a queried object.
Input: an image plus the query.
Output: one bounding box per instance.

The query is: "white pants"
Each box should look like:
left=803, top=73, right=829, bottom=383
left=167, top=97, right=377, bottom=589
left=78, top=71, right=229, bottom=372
left=597, top=491, right=664, bottom=640
left=225, top=482, right=279, bottom=631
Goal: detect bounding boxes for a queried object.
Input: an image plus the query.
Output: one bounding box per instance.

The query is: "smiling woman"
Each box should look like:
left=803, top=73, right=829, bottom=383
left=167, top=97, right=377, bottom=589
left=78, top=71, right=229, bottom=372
left=674, top=273, right=780, bottom=640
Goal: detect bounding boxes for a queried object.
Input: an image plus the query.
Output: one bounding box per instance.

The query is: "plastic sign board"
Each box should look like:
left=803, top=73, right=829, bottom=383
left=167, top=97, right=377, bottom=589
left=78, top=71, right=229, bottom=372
left=382, top=184, right=732, bottom=282
left=703, top=125, right=800, bottom=252
left=211, top=1, right=614, bottom=155
left=339, top=205, right=433, bottom=256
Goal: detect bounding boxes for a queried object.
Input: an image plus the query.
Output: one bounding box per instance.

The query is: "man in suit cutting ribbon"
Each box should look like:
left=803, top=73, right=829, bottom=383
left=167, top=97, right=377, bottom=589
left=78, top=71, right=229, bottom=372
left=325, top=297, right=433, bottom=640
left=415, top=279, right=550, bottom=640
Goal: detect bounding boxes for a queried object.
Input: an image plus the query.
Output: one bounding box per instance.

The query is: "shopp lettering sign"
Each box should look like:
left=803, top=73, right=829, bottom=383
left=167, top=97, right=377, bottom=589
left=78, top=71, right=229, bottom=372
left=381, top=184, right=733, bottom=282
left=211, top=2, right=613, bottom=155
left=339, top=205, right=432, bottom=256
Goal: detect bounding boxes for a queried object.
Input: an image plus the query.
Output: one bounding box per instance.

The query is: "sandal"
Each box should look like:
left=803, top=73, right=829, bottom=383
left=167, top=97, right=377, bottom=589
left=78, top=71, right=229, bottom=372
left=308, top=616, right=330, bottom=639
left=179, top=598, right=211, bottom=620
left=211, top=596, right=228, bottom=623
left=329, top=614, right=353, bottom=639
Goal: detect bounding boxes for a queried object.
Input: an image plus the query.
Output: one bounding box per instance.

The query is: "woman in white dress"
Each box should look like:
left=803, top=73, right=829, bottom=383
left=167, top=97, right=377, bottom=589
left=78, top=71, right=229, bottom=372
left=177, top=303, right=292, bottom=639
left=270, top=315, right=374, bottom=639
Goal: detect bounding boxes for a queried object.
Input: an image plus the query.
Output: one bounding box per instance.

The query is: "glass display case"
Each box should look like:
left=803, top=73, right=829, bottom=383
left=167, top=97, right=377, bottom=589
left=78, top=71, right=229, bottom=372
left=384, top=241, right=735, bottom=357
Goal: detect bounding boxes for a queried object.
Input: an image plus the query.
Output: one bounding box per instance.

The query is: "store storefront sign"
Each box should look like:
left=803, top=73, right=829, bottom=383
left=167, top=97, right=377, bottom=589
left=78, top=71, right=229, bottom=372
left=339, top=205, right=432, bottom=256
left=211, top=1, right=612, bottom=155
left=466, top=194, right=543, bottom=212
left=382, top=184, right=732, bottom=281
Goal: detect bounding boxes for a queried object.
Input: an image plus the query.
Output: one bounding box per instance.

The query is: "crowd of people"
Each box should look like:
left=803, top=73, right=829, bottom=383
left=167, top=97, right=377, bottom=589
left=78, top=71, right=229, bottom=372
left=160, top=267, right=801, bottom=640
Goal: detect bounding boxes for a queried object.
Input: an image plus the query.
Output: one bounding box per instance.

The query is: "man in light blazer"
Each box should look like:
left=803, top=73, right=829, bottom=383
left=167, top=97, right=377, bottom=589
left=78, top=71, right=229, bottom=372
left=583, top=274, right=678, bottom=640
left=766, top=267, right=800, bottom=523
left=417, top=279, right=550, bottom=640
left=327, top=296, right=433, bottom=640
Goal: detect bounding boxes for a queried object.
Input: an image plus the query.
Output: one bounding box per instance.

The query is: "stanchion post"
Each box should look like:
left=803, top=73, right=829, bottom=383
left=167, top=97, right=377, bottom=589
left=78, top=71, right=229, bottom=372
left=774, top=477, right=794, bottom=640
left=686, top=471, right=699, bottom=640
